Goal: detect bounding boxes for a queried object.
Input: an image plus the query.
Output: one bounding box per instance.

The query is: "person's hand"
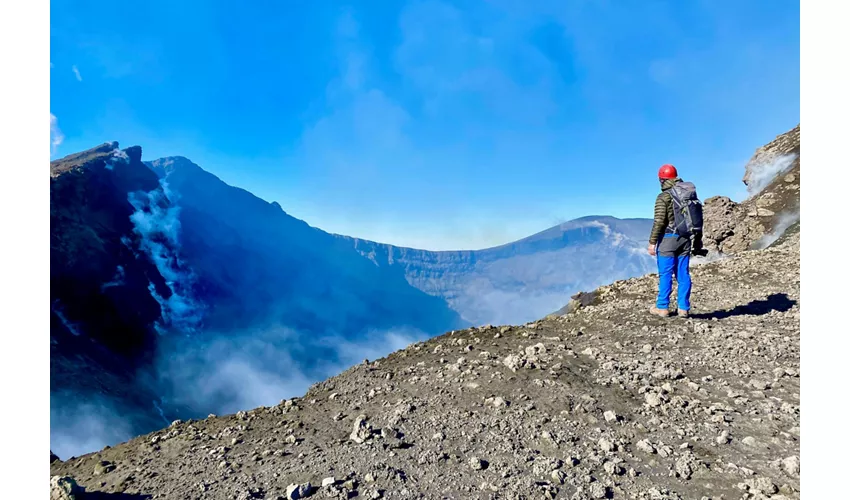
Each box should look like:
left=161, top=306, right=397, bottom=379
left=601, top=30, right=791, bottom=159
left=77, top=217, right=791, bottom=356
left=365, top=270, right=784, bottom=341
left=648, top=243, right=656, bottom=256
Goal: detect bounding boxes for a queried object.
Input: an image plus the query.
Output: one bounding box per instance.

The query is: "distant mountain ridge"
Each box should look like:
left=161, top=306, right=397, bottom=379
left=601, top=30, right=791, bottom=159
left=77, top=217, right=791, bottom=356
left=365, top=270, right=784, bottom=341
left=336, top=216, right=654, bottom=325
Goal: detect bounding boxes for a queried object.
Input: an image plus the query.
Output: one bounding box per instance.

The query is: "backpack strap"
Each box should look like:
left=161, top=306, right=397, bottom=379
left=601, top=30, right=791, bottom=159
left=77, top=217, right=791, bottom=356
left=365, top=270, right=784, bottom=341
left=664, top=190, right=677, bottom=234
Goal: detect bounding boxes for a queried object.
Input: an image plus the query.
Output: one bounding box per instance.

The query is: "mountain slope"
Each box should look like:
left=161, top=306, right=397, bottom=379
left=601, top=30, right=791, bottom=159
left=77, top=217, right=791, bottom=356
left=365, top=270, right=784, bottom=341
left=50, top=228, right=800, bottom=500
left=337, top=216, right=655, bottom=326
left=144, top=156, right=466, bottom=337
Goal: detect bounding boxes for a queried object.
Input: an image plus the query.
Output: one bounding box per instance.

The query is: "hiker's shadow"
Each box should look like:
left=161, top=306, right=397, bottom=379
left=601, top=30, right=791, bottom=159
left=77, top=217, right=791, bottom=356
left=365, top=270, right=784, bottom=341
left=691, top=293, right=797, bottom=320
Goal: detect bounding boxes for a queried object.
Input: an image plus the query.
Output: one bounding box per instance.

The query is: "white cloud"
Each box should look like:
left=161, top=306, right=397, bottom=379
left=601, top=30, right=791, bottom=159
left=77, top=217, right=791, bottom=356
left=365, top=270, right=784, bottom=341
left=127, top=179, right=203, bottom=333
left=50, top=399, right=136, bottom=460
left=746, top=153, right=797, bottom=197
left=752, top=210, right=800, bottom=250
left=52, top=323, right=428, bottom=458
left=72, top=65, right=82, bottom=81
left=50, top=113, right=64, bottom=156
left=154, top=325, right=426, bottom=419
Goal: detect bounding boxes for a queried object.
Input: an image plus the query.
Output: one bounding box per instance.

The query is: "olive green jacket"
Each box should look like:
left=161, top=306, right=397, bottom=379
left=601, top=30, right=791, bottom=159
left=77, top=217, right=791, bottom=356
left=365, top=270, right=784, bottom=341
left=648, top=177, right=680, bottom=245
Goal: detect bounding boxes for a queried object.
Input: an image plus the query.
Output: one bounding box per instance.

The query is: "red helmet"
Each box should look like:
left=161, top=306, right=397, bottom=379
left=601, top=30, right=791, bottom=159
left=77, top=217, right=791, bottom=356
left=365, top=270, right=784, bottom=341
left=658, top=164, right=678, bottom=179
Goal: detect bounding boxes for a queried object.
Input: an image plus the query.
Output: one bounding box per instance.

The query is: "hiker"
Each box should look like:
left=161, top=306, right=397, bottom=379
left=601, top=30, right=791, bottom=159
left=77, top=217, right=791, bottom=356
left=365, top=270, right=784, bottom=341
left=647, top=164, right=706, bottom=318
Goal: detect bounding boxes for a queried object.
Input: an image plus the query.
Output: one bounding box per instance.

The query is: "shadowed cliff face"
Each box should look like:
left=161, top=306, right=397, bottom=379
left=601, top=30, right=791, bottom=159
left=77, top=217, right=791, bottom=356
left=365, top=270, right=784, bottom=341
left=336, top=216, right=655, bottom=325
left=51, top=143, right=184, bottom=458
left=50, top=143, right=169, bottom=360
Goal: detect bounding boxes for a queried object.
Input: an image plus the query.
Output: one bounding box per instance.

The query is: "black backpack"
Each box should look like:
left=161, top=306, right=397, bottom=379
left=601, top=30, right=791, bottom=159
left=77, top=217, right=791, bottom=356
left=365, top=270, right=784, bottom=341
left=668, top=181, right=703, bottom=237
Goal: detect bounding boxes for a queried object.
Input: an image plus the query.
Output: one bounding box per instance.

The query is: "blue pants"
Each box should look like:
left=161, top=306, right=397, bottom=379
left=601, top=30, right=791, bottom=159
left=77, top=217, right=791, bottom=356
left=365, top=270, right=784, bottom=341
left=656, top=234, right=692, bottom=311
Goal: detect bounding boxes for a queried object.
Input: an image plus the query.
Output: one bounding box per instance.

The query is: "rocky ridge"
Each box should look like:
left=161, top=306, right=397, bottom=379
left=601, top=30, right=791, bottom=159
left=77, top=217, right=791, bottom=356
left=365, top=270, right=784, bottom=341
left=336, top=217, right=655, bottom=326
left=50, top=228, right=800, bottom=499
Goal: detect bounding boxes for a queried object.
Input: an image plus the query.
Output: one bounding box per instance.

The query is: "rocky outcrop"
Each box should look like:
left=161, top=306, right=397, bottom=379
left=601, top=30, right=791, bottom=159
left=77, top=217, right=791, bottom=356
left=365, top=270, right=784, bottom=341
left=703, top=125, right=800, bottom=254
left=50, top=142, right=171, bottom=359
left=50, top=476, right=85, bottom=500
left=50, top=230, right=800, bottom=499
left=743, top=124, right=801, bottom=192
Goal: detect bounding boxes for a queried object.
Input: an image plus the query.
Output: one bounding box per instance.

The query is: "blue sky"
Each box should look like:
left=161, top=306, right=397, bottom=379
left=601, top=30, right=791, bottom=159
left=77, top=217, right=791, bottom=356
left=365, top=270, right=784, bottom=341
left=50, top=0, right=799, bottom=250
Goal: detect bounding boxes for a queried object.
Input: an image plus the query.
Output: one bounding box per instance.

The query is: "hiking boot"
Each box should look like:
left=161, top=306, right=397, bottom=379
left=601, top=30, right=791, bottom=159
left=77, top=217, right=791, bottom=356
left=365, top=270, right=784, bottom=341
left=649, top=307, right=669, bottom=317
left=678, top=309, right=690, bottom=318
